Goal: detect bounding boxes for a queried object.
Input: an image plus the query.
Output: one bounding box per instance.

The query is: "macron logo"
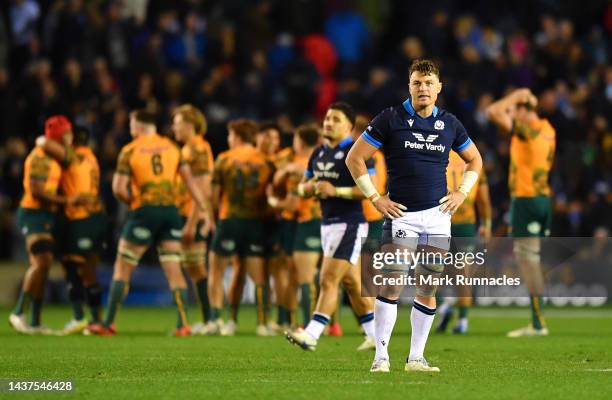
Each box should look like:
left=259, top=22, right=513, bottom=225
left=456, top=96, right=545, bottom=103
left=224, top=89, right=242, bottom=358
left=413, top=133, right=438, bottom=142
left=316, top=162, right=334, bottom=171
left=408, top=119, right=414, bottom=127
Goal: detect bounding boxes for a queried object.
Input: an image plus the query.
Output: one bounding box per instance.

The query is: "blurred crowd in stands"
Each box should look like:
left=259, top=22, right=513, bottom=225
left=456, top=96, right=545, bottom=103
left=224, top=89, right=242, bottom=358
left=0, top=0, right=610, bottom=260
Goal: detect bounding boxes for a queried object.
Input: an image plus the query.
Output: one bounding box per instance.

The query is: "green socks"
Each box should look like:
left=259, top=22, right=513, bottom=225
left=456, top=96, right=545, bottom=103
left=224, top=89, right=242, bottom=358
left=13, top=290, right=30, bottom=316
left=255, top=285, right=268, bottom=325
left=103, top=280, right=127, bottom=327
left=530, top=296, right=545, bottom=329
left=85, top=284, right=102, bottom=322
left=210, top=307, right=222, bottom=321
left=194, top=278, right=211, bottom=322
left=71, top=300, right=85, bottom=321
left=173, top=288, right=189, bottom=328
left=299, top=283, right=313, bottom=326
left=277, top=305, right=288, bottom=325
left=30, top=297, right=43, bottom=326
left=64, top=261, right=85, bottom=321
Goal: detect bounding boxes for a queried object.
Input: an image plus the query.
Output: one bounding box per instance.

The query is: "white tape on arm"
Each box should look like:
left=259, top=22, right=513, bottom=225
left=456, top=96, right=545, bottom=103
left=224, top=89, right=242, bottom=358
left=268, top=196, right=279, bottom=207
left=335, top=187, right=353, bottom=199
left=355, top=174, right=380, bottom=202
left=458, top=171, right=479, bottom=197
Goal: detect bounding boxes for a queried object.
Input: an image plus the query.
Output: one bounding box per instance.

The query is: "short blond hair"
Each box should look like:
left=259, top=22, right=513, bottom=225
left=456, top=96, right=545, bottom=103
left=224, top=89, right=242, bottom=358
left=173, top=104, right=207, bottom=135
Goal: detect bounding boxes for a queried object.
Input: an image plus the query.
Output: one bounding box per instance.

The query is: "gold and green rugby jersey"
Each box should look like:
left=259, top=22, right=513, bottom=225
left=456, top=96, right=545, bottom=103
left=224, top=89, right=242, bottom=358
left=116, top=133, right=184, bottom=210
left=212, top=146, right=274, bottom=220
left=509, top=118, right=555, bottom=197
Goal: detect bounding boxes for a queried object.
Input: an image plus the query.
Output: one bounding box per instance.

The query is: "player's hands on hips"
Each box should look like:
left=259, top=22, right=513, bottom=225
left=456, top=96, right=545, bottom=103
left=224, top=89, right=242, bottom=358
left=439, top=191, right=466, bottom=215
left=315, top=181, right=336, bottom=199
left=373, top=194, right=406, bottom=219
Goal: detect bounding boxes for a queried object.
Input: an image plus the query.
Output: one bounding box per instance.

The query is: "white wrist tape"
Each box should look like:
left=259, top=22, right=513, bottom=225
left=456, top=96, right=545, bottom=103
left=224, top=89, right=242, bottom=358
left=355, top=174, right=380, bottom=202
left=297, top=183, right=305, bottom=197
left=267, top=196, right=279, bottom=207
left=458, top=171, right=479, bottom=196
left=335, top=187, right=353, bottom=199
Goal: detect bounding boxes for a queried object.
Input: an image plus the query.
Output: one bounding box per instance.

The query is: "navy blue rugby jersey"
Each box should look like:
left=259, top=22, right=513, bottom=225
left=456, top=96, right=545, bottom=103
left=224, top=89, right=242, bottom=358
left=305, top=136, right=375, bottom=224
left=361, top=99, right=472, bottom=212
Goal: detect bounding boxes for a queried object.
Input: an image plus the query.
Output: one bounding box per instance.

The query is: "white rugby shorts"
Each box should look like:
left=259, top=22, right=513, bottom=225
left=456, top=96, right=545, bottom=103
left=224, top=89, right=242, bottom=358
left=382, top=205, right=451, bottom=250
left=321, top=222, right=368, bottom=264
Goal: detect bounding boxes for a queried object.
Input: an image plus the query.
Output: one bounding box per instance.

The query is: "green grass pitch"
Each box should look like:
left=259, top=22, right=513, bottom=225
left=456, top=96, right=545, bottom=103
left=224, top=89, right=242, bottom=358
left=1, top=306, right=611, bottom=399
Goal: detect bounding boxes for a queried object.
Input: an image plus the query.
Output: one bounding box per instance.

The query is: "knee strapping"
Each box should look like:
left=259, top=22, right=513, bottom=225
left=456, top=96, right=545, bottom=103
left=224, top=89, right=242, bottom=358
left=380, top=263, right=411, bottom=274
left=118, top=249, right=141, bottom=266
left=415, top=264, right=444, bottom=297
left=30, top=239, right=54, bottom=255
left=513, top=241, right=540, bottom=262
left=158, top=248, right=182, bottom=263
left=416, top=263, right=445, bottom=274
left=183, top=249, right=205, bottom=266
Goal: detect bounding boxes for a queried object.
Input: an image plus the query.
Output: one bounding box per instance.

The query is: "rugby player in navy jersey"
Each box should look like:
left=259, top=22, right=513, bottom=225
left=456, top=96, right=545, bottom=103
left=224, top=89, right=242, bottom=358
left=346, top=60, right=482, bottom=373
left=285, top=102, right=376, bottom=352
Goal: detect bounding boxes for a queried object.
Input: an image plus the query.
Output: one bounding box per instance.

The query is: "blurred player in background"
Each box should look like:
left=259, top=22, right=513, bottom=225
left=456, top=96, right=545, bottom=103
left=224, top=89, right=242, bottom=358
left=348, top=59, right=482, bottom=373
left=9, top=116, right=81, bottom=334
left=222, top=123, right=282, bottom=336
left=254, top=123, right=286, bottom=334
left=269, top=126, right=299, bottom=330
left=285, top=102, right=376, bottom=352
left=272, top=124, right=322, bottom=328
left=487, top=88, right=555, bottom=337
left=172, top=104, right=215, bottom=335
left=37, top=125, right=106, bottom=335
left=436, top=150, right=492, bottom=335
left=208, top=119, right=275, bottom=336
left=90, top=109, right=209, bottom=336
left=350, top=114, right=387, bottom=336
left=353, top=115, right=387, bottom=245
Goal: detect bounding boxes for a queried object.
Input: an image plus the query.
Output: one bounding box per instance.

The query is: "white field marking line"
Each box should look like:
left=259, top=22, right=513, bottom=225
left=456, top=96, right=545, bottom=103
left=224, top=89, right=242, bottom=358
left=584, top=369, right=612, bottom=372
left=240, top=379, right=427, bottom=385
left=469, top=309, right=612, bottom=318
left=75, top=377, right=427, bottom=384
